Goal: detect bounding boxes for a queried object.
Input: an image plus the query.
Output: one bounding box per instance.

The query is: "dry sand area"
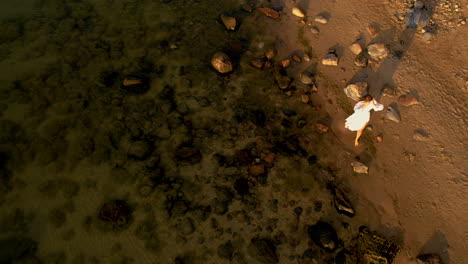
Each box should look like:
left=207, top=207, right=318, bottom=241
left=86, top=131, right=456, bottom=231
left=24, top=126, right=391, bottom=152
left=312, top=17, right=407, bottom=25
left=0, top=0, right=467, bottom=263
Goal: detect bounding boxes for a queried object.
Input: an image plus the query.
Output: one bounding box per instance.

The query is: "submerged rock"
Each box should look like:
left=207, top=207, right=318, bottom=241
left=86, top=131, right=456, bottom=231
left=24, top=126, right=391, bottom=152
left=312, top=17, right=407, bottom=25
left=344, top=82, right=368, bottom=101
left=220, top=14, right=237, bottom=30
left=308, top=221, right=339, bottom=252
left=211, top=52, right=233, bottom=73
left=367, top=43, right=389, bottom=61
left=398, top=94, right=420, bottom=107
left=384, top=106, right=401, bottom=122
left=257, top=7, right=280, bottom=19
left=248, top=238, right=278, bottom=263
left=351, top=161, right=368, bottom=174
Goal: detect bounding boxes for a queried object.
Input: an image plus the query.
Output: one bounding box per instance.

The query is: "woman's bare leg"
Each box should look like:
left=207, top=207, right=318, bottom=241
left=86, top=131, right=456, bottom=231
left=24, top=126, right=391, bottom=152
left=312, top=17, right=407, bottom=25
left=355, top=122, right=368, bottom=146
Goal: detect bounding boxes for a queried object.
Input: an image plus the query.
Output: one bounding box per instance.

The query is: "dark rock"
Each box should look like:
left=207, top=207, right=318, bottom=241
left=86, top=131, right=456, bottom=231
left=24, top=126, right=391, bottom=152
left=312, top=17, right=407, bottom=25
left=335, top=251, right=347, bottom=264
left=416, top=253, right=442, bottom=264
left=175, top=144, right=202, bottom=164
left=218, top=241, right=234, bottom=260
left=234, top=177, right=250, bottom=196
left=235, top=149, right=253, bottom=165
left=404, top=8, right=431, bottom=28
left=307, top=155, right=318, bottom=165
left=281, top=119, right=292, bottom=128
left=307, top=221, right=339, bottom=252
left=99, top=200, right=132, bottom=228
left=252, top=110, right=266, bottom=127
left=334, top=189, right=355, bottom=217
left=248, top=238, right=278, bottom=263
left=294, top=207, right=303, bottom=217
left=0, top=236, right=37, bottom=263
left=282, top=109, right=297, bottom=117
left=354, top=53, right=368, bottom=67
left=297, top=119, right=307, bottom=128
left=128, top=140, right=153, bottom=160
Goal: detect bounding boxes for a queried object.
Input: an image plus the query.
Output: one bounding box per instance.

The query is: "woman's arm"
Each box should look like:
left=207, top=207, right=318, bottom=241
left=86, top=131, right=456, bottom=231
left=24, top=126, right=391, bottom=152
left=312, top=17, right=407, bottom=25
left=372, top=99, right=384, bottom=111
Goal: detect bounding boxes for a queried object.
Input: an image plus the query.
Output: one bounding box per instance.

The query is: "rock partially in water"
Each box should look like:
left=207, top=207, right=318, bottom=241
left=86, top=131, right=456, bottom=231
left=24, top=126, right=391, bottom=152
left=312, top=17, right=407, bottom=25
left=367, top=43, right=389, bottom=61
left=292, top=7, right=305, bottom=18
left=256, top=7, right=280, bottom=19
left=398, top=94, right=420, bottom=107
left=307, top=221, right=339, bottom=252
left=334, top=189, right=355, bottom=217
left=220, top=14, right=237, bottom=30
left=211, top=52, right=233, bottom=73
left=351, top=161, right=368, bottom=174
left=350, top=43, right=363, bottom=55
left=322, top=52, right=338, bottom=66
left=248, top=238, right=279, bottom=263
left=416, top=253, right=442, bottom=264
left=315, top=15, right=328, bottom=24
left=99, top=200, right=132, bottom=228
left=384, top=106, right=401, bottom=122
left=344, top=82, right=368, bottom=101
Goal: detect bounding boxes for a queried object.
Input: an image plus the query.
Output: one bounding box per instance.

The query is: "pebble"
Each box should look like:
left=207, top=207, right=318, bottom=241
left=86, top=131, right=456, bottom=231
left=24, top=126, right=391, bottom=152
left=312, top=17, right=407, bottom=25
left=303, top=54, right=311, bottom=61
left=299, top=72, right=314, bottom=85
left=276, top=75, right=292, bottom=89
left=301, top=94, right=310, bottom=104
left=310, top=27, right=320, bottom=34
left=350, top=161, right=368, bottom=174
left=257, top=7, right=280, bottom=19
left=211, top=52, right=233, bottom=73
left=250, top=58, right=265, bottom=69
left=292, top=54, right=302, bottom=62
left=322, top=52, right=338, bottom=66
left=367, top=43, right=389, bottom=61
left=315, top=123, right=329, bottom=133
left=349, top=43, right=363, bottom=55
left=220, top=14, right=237, bottom=30
left=281, top=59, right=291, bottom=68
left=307, top=221, right=339, bottom=251
left=315, top=15, right=328, bottom=24
left=292, top=7, right=305, bottom=18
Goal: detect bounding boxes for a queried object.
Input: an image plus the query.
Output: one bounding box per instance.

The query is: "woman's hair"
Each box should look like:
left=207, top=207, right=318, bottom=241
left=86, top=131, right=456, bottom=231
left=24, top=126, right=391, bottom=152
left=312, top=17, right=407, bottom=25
left=360, top=95, right=373, bottom=102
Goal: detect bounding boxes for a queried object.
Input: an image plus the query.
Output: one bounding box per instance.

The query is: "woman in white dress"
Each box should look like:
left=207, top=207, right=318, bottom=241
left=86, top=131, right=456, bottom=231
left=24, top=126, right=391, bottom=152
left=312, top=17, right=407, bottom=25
left=345, top=95, right=384, bottom=146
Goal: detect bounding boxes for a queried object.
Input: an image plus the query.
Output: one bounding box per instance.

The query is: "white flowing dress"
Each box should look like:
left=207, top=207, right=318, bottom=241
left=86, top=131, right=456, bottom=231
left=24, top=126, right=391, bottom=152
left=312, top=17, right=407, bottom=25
left=345, top=99, right=384, bottom=131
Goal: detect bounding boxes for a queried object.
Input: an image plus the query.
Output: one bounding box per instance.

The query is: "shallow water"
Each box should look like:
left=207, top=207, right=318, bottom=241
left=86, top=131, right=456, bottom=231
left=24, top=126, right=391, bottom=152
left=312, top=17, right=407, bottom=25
left=0, top=1, right=395, bottom=263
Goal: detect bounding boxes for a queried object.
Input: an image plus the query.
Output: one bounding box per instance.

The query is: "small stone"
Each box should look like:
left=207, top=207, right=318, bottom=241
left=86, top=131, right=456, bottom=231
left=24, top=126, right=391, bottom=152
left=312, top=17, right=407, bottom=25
left=276, top=75, right=292, bottom=89
left=349, top=43, right=363, bottom=55
left=211, top=52, right=233, bottom=73
left=257, top=7, right=280, bottom=19
left=315, top=123, right=329, bottom=133
left=310, top=27, right=319, bottom=34
left=292, top=7, right=305, bottom=17
left=220, top=14, right=237, bottom=30
left=281, top=59, right=291, bottom=68
left=301, top=94, right=310, bottom=104
left=413, top=130, right=430, bottom=141
left=265, top=48, right=277, bottom=60
left=299, top=72, right=314, bottom=85
left=367, top=24, right=380, bottom=37
left=334, top=189, right=355, bottom=217
left=376, top=135, right=383, bottom=142
left=315, top=15, right=328, bottom=24
left=303, top=54, right=311, bottom=61
left=354, top=53, right=368, bottom=67
left=307, top=221, right=339, bottom=251
left=292, top=54, right=302, bottom=62
left=242, top=4, right=254, bottom=13
left=367, top=43, right=389, bottom=61
left=322, top=52, right=338, bottom=66
left=343, top=82, right=368, bottom=101
left=351, top=161, right=368, bottom=174
left=250, top=58, right=265, bottom=69
left=398, top=94, right=420, bottom=106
